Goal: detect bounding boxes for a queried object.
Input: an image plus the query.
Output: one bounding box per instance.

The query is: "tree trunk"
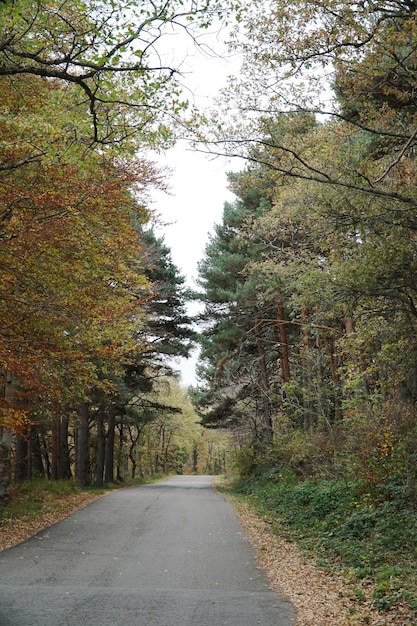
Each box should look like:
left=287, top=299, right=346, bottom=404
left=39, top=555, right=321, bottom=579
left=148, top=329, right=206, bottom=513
left=40, top=431, right=52, bottom=479
left=58, top=415, right=71, bottom=479
left=322, top=334, right=342, bottom=422
left=0, top=427, right=12, bottom=503
left=52, top=415, right=72, bottom=480
left=116, top=423, right=124, bottom=482
left=301, top=309, right=315, bottom=430
left=30, top=428, right=46, bottom=478
left=95, top=407, right=105, bottom=486
left=75, top=403, right=89, bottom=487
left=104, top=406, right=115, bottom=484
left=51, top=418, right=59, bottom=480
left=127, top=425, right=141, bottom=480
left=277, top=299, right=291, bottom=383
left=0, top=371, right=15, bottom=503
left=254, top=310, right=273, bottom=441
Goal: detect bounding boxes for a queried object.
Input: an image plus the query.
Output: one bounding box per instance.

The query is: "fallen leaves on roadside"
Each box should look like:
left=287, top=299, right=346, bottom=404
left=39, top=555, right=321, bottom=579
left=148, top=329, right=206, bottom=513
left=0, top=492, right=103, bottom=551
left=1, top=485, right=414, bottom=625
left=228, top=497, right=414, bottom=626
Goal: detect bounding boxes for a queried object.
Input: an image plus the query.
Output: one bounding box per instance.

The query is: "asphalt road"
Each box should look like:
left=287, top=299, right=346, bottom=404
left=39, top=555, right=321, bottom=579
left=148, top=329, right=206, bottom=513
left=0, top=475, right=295, bottom=626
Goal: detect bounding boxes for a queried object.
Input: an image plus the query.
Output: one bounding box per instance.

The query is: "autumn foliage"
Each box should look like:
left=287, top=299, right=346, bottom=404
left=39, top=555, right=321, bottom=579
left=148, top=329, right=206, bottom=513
left=194, top=0, right=417, bottom=500
left=0, top=71, right=194, bottom=495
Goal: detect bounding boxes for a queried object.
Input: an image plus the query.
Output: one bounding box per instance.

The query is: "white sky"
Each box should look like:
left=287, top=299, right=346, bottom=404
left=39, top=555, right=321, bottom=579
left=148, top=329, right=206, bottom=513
left=150, top=27, right=242, bottom=386
left=152, top=146, right=236, bottom=284
left=153, top=149, right=236, bottom=387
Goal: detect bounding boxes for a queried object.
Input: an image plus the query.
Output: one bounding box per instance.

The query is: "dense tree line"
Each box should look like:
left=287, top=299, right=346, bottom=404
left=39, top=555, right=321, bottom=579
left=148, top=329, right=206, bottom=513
left=0, top=0, right=236, bottom=501
left=3, top=0, right=417, bottom=503
left=193, top=0, right=417, bottom=496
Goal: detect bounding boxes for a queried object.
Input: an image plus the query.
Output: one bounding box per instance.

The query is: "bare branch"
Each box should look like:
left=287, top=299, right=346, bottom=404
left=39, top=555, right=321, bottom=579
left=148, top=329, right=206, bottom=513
left=197, top=138, right=417, bottom=208
left=373, top=127, right=417, bottom=184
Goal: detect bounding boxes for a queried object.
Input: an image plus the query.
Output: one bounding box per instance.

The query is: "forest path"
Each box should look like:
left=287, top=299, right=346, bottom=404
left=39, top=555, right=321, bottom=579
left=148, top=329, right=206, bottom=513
left=0, top=475, right=294, bottom=626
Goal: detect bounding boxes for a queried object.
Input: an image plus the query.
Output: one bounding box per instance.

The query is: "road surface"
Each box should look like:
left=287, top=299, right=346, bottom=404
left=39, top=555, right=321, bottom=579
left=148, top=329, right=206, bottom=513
left=0, top=475, right=295, bottom=625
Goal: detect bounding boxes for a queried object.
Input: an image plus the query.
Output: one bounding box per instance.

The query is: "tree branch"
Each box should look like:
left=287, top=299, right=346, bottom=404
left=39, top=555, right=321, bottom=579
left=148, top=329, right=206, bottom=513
left=197, top=139, right=417, bottom=209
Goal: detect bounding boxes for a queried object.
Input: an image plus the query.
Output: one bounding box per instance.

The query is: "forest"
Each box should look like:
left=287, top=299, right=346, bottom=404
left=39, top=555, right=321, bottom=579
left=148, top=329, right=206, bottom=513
left=1, top=0, right=417, bottom=591
left=1, top=0, right=417, bottom=619
left=0, top=0, right=234, bottom=498
left=190, top=2, right=417, bottom=618
left=193, top=0, right=417, bottom=494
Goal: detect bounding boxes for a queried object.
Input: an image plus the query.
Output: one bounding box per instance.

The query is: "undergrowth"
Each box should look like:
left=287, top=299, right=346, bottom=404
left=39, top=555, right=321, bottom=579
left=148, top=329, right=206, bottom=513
left=224, top=467, right=417, bottom=617
left=0, top=479, right=103, bottom=525
left=0, top=475, right=163, bottom=526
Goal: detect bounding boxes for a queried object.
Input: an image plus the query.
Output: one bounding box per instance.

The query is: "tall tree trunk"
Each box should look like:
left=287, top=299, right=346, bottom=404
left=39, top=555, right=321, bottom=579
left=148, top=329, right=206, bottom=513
left=104, top=406, right=116, bottom=484
left=127, top=425, right=141, bottom=480
left=52, top=415, right=72, bottom=480
left=30, top=427, right=46, bottom=478
left=58, top=415, right=71, bottom=479
left=51, top=417, right=59, bottom=480
left=75, top=403, right=89, bottom=487
left=40, top=431, right=52, bottom=479
left=0, top=426, right=12, bottom=503
left=14, top=430, right=29, bottom=482
left=254, top=309, right=273, bottom=441
left=116, top=423, right=124, bottom=482
left=322, top=334, right=342, bottom=422
left=0, top=371, right=15, bottom=503
left=277, top=299, right=291, bottom=383
left=301, top=309, right=315, bottom=430
left=95, top=407, right=105, bottom=486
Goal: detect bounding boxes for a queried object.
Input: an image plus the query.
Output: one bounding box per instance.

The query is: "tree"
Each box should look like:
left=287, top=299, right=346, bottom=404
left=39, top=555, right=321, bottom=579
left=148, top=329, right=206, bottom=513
left=0, top=0, right=241, bottom=498
left=0, top=80, right=168, bottom=495
left=141, top=230, right=195, bottom=361
left=199, top=116, right=417, bottom=491
left=202, top=0, right=417, bottom=222
left=195, top=173, right=287, bottom=442
left=0, top=0, right=234, bottom=160
left=191, top=0, right=417, bottom=454
left=87, top=230, right=197, bottom=486
left=113, top=377, right=204, bottom=478
left=1, top=218, right=197, bottom=489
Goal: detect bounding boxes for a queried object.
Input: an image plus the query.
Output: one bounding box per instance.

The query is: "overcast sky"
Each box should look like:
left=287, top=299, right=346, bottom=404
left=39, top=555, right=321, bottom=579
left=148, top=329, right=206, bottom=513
left=150, top=28, right=242, bottom=386
left=152, top=149, right=236, bottom=387
left=152, top=147, right=235, bottom=283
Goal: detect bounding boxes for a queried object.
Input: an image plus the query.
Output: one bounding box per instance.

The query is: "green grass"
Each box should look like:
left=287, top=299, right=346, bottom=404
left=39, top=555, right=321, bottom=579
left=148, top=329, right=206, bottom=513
left=222, top=471, right=417, bottom=618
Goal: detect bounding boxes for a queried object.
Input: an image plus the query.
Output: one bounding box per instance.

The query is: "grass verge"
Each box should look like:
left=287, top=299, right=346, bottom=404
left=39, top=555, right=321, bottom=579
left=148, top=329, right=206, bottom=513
left=220, top=469, right=417, bottom=620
